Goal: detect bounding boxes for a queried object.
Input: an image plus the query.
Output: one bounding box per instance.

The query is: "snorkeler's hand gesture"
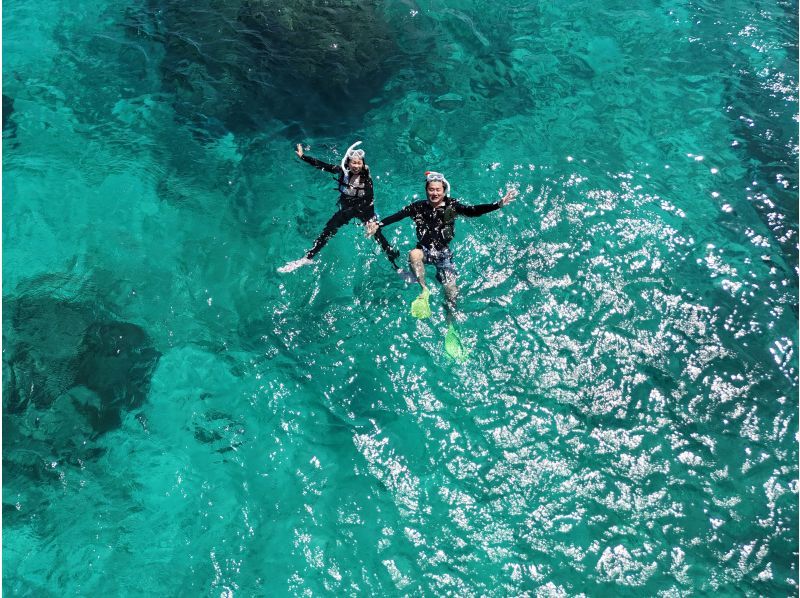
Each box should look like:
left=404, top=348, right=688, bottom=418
left=500, top=187, right=518, bottom=207
left=365, top=220, right=380, bottom=237
left=295, top=144, right=304, bottom=158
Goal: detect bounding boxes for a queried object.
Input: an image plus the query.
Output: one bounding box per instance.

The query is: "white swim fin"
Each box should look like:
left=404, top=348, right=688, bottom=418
left=278, top=257, right=313, bottom=273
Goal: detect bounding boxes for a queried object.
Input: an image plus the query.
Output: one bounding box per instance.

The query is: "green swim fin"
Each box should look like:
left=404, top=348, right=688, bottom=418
left=444, top=324, right=470, bottom=362
left=410, top=288, right=432, bottom=319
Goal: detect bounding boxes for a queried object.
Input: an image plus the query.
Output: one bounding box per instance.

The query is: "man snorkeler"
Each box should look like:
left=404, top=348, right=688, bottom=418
left=366, top=171, right=517, bottom=319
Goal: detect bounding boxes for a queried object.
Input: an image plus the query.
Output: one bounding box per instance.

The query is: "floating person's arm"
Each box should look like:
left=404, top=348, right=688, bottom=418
left=454, top=187, right=518, bottom=216
left=295, top=143, right=341, bottom=174
left=365, top=205, right=412, bottom=237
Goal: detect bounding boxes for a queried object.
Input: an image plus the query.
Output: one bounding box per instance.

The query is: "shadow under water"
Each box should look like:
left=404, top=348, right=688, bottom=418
left=125, top=0, right=401, bottom=137
left=3, top=285, right=161, bottom=446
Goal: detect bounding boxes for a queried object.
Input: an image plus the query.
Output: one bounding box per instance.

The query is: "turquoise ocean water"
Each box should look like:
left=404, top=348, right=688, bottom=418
left=3, top=0, right=798, bottom=594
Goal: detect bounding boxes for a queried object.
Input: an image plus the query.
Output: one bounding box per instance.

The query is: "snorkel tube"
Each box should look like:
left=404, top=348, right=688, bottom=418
left=341, top=140, right=364, bottom=173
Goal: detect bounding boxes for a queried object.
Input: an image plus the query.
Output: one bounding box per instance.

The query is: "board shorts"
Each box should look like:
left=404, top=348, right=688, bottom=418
left=420, top=247, right=457, bottom=285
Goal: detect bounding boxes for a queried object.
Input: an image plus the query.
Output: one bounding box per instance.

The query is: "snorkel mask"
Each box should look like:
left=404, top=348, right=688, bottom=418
left=425, top=171, right=451, bottom=197
left=341, top=140, right=365, bottom=172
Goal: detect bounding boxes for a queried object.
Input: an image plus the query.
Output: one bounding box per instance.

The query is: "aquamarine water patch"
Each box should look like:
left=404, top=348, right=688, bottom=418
left=4, top=0, right=797, bottom=595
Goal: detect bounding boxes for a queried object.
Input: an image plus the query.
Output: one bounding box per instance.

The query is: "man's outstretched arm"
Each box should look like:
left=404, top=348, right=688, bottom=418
left=366, top=205, right=412, bottom=236
left=454, top=188, right=518, bottom=216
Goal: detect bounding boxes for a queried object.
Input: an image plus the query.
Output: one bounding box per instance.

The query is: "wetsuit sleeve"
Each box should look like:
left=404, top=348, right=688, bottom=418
left=453, top=199, right=501, bottom=217
left=379, top=205, right=413, bottom=227
left=300, top=154, right=342, bottom=174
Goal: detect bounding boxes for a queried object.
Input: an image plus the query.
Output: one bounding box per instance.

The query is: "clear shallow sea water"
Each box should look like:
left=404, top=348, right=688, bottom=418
left=3, top=0, right=798, bottom=595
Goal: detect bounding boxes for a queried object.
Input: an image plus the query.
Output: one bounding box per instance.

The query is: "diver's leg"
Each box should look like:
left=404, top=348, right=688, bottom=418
left=438, top=264, right=460, bottom=323
left=280, top=209, right=353, bottom=272
left=443, top=279, right=458, bottom=308
left=306, top=209, right=352, bottom=259
left=443, top=280, right=459, bottom=323
left=409, top=249, right=428, bottom=291
left=358, top=212, right=400, bottom=267
left=373, top=229, right=400, bottom=268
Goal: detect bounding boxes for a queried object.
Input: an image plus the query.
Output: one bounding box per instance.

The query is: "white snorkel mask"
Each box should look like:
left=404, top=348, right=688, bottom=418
left=425, top=171, right=451, bottom=197
left=341, top=140, right=365, bottom=173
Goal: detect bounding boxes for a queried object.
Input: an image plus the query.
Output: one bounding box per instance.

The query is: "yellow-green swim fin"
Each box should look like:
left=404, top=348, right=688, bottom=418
left=410, top=288, right=432, bottom=319
left=444, top=323, right=470, bottom=362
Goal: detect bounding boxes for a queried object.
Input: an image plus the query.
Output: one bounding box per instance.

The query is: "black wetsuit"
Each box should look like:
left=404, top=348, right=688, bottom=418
left=379, top=196, right=501, bottom=252
left=300, top=154, right=399, bottom=266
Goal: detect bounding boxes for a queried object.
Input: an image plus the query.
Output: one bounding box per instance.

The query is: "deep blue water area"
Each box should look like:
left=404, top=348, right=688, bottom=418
left=3, top=0, right=798, bottom=595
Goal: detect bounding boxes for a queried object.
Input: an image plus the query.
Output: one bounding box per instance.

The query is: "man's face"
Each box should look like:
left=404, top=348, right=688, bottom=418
left=426, top=181, right=445, bottom=206
left=348, top=157, right=363, bottom=174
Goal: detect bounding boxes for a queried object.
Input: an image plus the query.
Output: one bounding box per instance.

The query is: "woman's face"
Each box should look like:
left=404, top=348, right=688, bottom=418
left=348, top=157, right=364, bottom=174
